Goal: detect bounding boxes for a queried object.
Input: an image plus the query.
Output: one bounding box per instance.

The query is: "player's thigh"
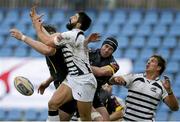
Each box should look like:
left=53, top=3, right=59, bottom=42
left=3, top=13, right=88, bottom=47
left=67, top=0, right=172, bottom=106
left=49, top=83, right=73, bottom=106
left=96, top=106, right=110, bottom=121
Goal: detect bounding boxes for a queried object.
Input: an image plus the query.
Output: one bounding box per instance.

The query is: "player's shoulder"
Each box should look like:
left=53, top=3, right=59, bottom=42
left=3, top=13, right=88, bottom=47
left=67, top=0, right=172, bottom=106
left=124, top=73, right=143, bottom=78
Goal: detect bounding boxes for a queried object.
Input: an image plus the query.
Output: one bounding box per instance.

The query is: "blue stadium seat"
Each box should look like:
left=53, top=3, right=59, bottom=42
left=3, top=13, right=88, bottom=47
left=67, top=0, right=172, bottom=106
left=112, top=9, right=126, bottom=25
left=14, top=47, right=28, bottom=57
left=24, top=109, right=38, bottom=121
left=113, top=48, right=122, bottom=59
left=153, top=24, right=167, bottom=37
left=175, top=75, right=180, bottom=86
left=121, top=24, right=135, bottom=36
left=169, top=24, right=180, bottom=36
left=171, top=48, right=180, bottom=61
left=162, top=36, right=177, bottom=49
left=13, top=23, right=27, bottom=33
left=88, top=41, right=102, bottom=49
left=156, top=48, right=170, bottom=60
left=124, top=48, right=138, bottom=61
left=155, top=111, right=169, bottom=121
left=0, top=36, right=5, bottom=46
left=37, top=109, right=48, bottom=121
left=96, top=10, right=111, bottom=25
left=26, top=26, right=36, bottom=38
left=91, top=22, right=105, bottom=34
left=139, top=48, right=154, bottom=61
left=136, top=24, right=151, bottom=36
left=86, top=9, right=97, bottom=21
left=117, top=36, right=129, bottom=49
left=144, top=11, right=158, bottom=25
left=169, top=111, right=180, bottom=121
left=49, top=10, right=65, bottom=25
left=0, top=47, right=13, bottom=57
left=127, top=11, right=142, bottom=25
left=0, top=108, right=6, bottom=120
left=172, top=85, right=180, bottom=98
left=174, top=12, right=180, bottom=25
left=159, top=11, right=174, bottom=25
left=6, top=108, right=22, bottom=121
left=146, top=36, right=161, bottom=48
left=0, top=22, right=11, bottom=35
left=131, top=36, right=145, bottom=48
left=133, top=59, right=146, bottom=73
left=19, top=9, right=31, bottom=25
left=58, top=22, right=68, bottom=32
left=166, top=61, right=179, bottom=74
left=5, top=37, right=20, bottom=47
left=4, top=9, right=19, bottom=25
left=106, top=23, right=120, bottom=36
left=0, top=10, right=3, bottom=22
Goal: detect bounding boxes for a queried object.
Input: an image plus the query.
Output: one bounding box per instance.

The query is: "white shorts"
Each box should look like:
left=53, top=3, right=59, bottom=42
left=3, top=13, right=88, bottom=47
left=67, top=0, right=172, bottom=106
left=63, top=73, right=97, bottom=102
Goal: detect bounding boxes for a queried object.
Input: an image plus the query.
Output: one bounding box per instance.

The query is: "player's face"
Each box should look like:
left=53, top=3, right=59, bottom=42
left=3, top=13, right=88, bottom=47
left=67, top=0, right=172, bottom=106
left=66, top=13, right=79, bottom=30
left=100, top=44, right=114, bottom=58
left=146, top=57, right=160, bottom=73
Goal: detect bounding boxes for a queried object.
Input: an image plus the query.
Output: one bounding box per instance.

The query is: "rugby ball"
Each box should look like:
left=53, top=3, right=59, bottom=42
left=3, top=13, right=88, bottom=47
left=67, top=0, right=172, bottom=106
left=14, top=76, right=34, bottom=96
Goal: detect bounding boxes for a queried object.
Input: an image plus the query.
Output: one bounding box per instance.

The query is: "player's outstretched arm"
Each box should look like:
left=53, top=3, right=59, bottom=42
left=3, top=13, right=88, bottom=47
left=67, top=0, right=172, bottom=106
left=84, top=33, right=100, bottom=47
left=10, top=28, right=56, bottom=56
left=38, top=76, right=54, bottom=95
left=163, top=75, right=179, bottom=111
left=30, top=6, right=61, bottom=47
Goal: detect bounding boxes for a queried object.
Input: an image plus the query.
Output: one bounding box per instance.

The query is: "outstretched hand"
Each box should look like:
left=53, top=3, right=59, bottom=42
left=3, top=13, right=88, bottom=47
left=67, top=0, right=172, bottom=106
left=30, top=5, right=44, bottom=31
left=162, top=75, right=172, bottom=93
left=10, top=28, right=23, bottom=41
left=87, top=33, right=101, bottom=42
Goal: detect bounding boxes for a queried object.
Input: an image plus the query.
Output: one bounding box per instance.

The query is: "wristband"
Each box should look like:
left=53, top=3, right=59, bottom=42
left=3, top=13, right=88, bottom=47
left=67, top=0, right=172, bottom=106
left=168, top=91, right=173, bottom=95
left=21, top=35, right=26, bottom=41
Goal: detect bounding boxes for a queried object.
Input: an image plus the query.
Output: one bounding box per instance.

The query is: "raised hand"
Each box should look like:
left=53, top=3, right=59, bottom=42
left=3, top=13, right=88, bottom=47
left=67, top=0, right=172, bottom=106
left=37, top=81, right=50, bottom=95
left=162, top=75, right=172, bottom=94
left=30, top=5, right=44, bottom=31
left=10, top=28, right=24, bottom=41
left=87, top=33, right=101, bottom=42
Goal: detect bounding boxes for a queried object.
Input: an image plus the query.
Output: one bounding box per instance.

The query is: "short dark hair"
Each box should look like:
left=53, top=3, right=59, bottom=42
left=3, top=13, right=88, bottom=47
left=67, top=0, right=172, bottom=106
left=151, top=55, right=166, bottom=75
left=78, top=11, right=91, bottom=31
left=43, top=24, right=56, bottom=34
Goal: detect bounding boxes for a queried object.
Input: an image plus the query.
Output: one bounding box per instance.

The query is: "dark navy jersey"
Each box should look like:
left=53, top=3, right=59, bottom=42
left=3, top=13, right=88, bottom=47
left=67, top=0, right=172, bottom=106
left=45, top=48, right=68, bottom=84
left=99, top=88, right=122, bottom=114
left=89, top=49, right=119, bottom=89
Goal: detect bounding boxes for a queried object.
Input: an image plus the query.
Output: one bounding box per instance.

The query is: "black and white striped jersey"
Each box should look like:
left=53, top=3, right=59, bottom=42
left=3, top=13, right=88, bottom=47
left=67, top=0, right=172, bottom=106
left=54, top=29, right=91, bottom=76
left=122, top=73, right=168, bottom=121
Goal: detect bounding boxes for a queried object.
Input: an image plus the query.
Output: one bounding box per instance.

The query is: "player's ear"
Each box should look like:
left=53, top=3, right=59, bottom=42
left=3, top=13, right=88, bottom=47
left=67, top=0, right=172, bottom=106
left=157, top=66, right=161, bottom=72
left=77, top=23, right=81, bottom=29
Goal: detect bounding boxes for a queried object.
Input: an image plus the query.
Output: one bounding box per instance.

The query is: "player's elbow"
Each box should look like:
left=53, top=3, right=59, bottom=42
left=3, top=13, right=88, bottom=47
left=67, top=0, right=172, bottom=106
left=170, top=105, right=179, bottom=111
left=43, top=47, right=56, bottom=56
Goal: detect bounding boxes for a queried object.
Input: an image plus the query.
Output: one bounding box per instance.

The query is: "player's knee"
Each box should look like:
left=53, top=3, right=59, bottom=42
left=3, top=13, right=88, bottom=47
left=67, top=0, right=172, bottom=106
left=48, top=99, right=59, bottom=110
left=91, top=111, right=103, bottom=121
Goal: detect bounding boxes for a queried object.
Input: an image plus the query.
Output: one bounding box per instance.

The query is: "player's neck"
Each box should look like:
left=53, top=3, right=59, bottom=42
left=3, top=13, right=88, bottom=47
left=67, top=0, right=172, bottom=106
left=146, top=71, right=158, bottom=80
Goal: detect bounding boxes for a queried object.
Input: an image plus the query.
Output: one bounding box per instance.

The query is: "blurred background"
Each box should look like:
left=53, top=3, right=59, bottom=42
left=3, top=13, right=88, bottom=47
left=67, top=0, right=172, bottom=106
left=0, top=0, right=180, bottom=121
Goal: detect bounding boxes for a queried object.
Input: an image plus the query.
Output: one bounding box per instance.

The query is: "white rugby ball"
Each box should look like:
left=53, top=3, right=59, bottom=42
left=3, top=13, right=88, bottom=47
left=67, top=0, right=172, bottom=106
left=14, top=76, right=34, bottom=96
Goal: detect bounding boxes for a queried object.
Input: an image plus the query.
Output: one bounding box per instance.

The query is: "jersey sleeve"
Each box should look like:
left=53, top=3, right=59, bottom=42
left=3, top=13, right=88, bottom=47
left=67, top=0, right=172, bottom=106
left=109, top=58, right=119, bottom=74
left=122, top=73, right=136, bottom=87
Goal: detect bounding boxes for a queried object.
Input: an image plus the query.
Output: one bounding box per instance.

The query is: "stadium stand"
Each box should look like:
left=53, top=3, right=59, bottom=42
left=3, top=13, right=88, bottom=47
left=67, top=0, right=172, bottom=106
left=0, top=2, right=180, bottom=120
